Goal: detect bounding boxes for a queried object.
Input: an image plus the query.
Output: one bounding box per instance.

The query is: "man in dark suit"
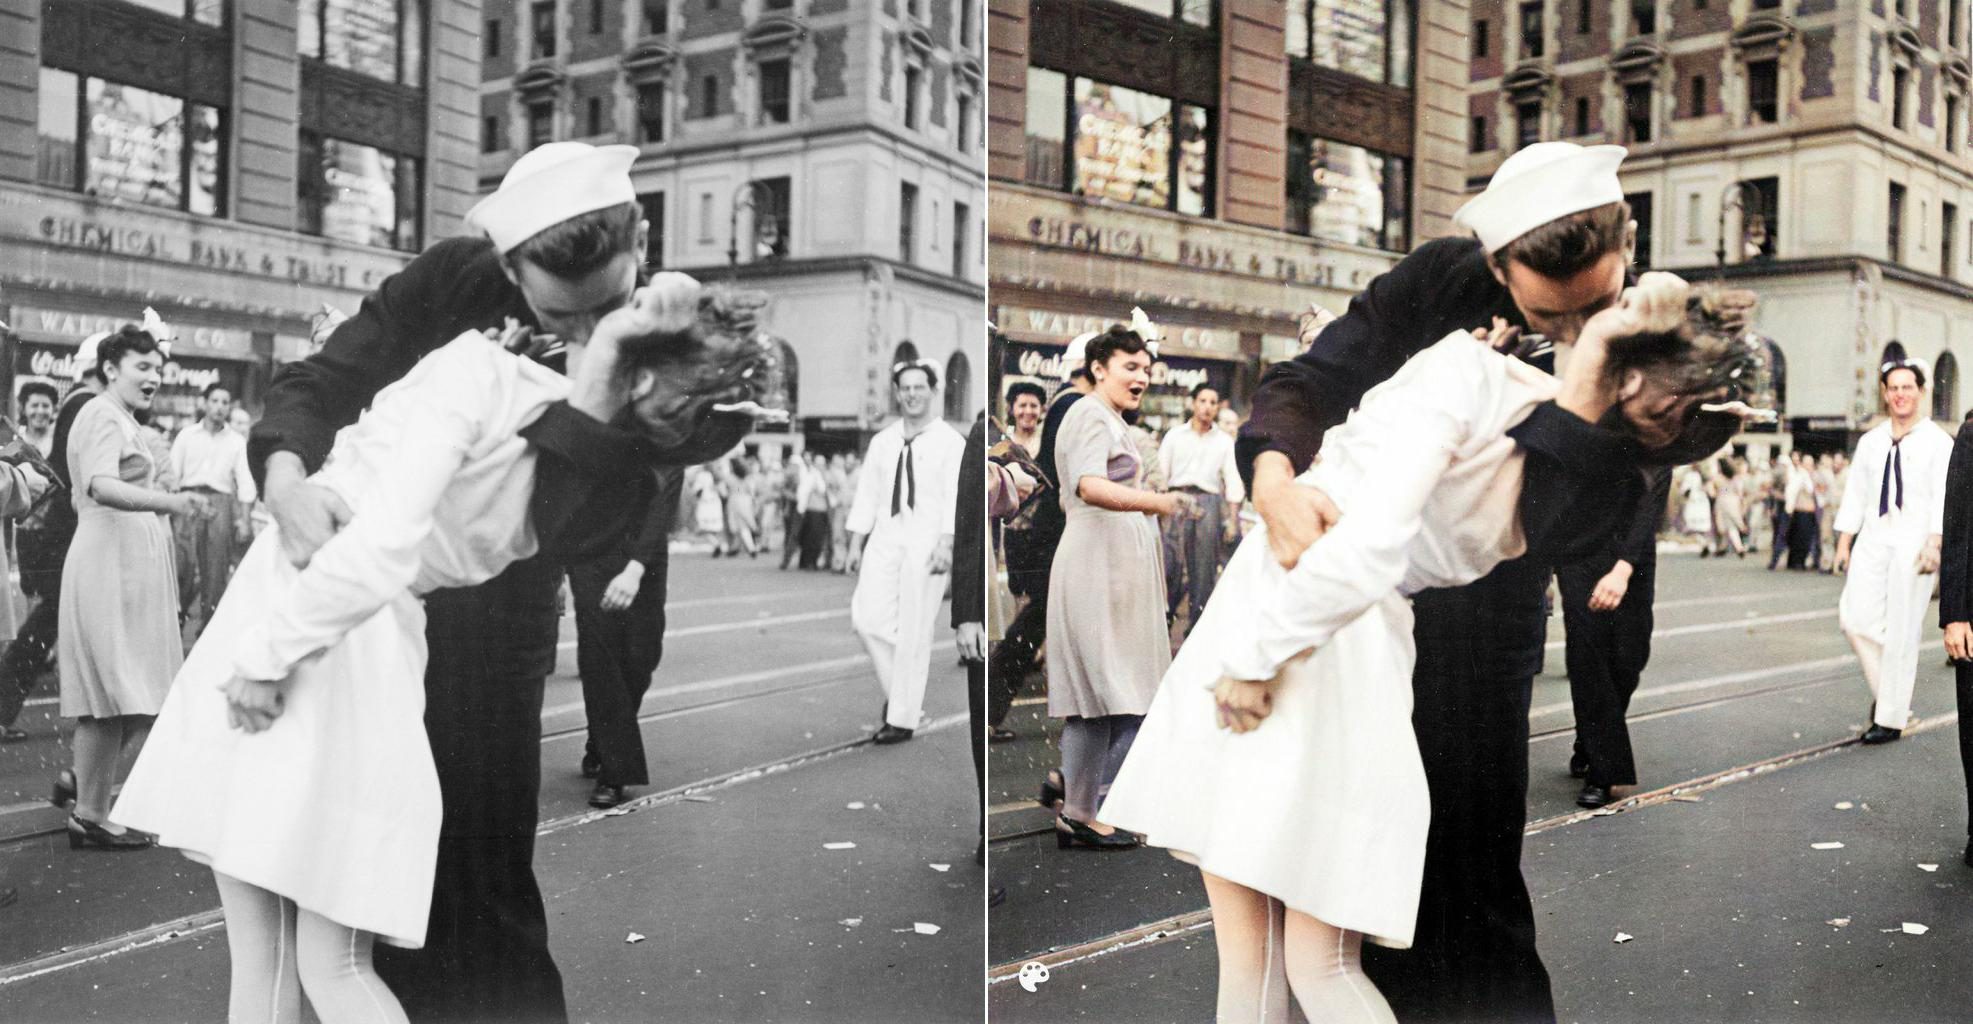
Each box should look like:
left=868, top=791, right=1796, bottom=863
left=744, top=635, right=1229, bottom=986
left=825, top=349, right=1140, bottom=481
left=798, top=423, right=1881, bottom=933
left=955, top=412, right=987, bottom=850
left=1240, top=143, right=1653, bottom=1023
left=251, top=143, right=668, bottom=1024
left=1937, top=411, right=1973, bottom=867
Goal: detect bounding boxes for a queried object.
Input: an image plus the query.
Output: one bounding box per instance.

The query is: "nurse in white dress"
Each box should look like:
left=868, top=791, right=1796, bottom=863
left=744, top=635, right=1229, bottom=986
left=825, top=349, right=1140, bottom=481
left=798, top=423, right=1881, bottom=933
left=109, top=277, right=769, bottom=1023
left=1099, top=280, right=1762, bottom=1024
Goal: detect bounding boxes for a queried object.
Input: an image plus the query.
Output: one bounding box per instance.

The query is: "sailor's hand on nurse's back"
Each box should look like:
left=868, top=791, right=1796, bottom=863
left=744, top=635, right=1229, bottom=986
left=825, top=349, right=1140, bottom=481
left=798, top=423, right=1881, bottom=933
left=1251, top=451, right=1341, bottom=570
left=263, top=451, right=354, bottom=569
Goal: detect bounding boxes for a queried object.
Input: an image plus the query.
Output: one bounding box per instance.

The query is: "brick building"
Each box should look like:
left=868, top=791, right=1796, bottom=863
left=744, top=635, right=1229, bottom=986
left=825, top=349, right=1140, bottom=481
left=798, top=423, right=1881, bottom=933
left=985, top=0, right=1471, bottom=434
left=478, top=0, right=985, bottom=456
left=1469, top=0, right=1973, bottom=451
left=0, top=0, right=475, bottom=427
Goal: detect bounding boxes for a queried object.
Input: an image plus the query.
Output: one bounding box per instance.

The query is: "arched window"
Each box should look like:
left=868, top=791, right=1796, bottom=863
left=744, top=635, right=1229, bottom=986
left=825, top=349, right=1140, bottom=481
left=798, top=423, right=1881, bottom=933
left=771, top=336, right=799, bottom=417
left=1760, top=335, right=1786, bottom=418
left=1935, top=350, right=1959, bottom=421
left=889, top=341, right=921, bottom=371
left=944, top=349, right=972, bottom=422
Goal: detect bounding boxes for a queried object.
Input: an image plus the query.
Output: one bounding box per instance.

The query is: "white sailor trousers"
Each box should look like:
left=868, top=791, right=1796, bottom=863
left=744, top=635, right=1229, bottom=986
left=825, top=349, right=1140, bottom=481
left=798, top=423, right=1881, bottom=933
left=1839, top=513, right=1935, bottom=729
left=852, top=517, right=947, bottom=729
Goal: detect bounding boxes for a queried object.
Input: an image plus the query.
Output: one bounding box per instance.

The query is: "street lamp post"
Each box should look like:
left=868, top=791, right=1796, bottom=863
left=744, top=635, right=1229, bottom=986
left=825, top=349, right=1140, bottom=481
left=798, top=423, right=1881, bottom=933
left=727, top=180, right=780, bottom=271
left=1715, top=180, right=1769, bottom=278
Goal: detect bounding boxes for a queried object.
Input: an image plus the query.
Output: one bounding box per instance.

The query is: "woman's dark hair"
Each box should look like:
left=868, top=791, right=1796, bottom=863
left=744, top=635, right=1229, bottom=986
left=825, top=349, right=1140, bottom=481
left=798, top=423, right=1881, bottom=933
left=504, top=202, right=643, bottom=279
left=1005, top=381, right=1047, bottom=408
left=1083, top=325, right=1149, bottom=378
left=16, top=381, right=57, bottom=409
left=96, top=326, right=161, bottom=381
left=1605, top=289, right=1767, bottom=463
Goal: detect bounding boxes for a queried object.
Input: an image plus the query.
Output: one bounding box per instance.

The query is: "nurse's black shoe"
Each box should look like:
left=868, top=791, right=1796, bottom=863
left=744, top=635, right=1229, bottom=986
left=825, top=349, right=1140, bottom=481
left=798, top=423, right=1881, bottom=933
left=1055, top=817, right=1139, bottom=851
left=1861, top=724, right=1902, bottom=744
left=1575, top=783, right=1614, bottom=809
left=989, top=727, right=1017, bottom=744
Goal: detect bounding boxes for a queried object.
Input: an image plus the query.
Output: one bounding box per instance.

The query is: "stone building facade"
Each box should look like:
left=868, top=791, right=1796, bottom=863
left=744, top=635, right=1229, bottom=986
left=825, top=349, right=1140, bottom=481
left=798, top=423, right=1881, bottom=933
left=479, top=0, right=985, bottom=454
left=1469, top=0, right=1973, bottom=450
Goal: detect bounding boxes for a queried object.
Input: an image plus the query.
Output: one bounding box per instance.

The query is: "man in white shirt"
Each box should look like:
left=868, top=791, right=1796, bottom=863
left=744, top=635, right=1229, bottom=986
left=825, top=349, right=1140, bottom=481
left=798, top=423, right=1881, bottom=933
left=847, top=361, right=966, bottom=744
left=170, top=382, right=256, bottom=627
left=795, top=449, right=832, bottom=570
left=1158, top=383, right=1244, bottom=631
left=1834, top=360, right=1954, bottom=743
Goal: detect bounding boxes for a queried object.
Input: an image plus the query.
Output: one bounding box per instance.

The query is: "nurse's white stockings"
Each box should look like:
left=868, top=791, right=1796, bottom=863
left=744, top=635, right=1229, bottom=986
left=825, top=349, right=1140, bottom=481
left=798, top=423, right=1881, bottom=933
left=1202, top=870, right=1397, bottom=1024
left=214, top=871, right=408, bottom=1024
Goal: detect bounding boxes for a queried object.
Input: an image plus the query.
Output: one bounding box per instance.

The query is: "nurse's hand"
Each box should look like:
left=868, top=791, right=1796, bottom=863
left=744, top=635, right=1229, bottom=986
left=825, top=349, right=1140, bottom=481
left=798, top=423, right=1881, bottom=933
left=1214, top=676, right=1275, bottom=734
left=224, top=676, right=284, bottom=733
left=1919, top=534, right=1943, bottom=575
left=1947, top=622, right=1973, bottom=662
left=1252, top=452, right=1340, bottom=570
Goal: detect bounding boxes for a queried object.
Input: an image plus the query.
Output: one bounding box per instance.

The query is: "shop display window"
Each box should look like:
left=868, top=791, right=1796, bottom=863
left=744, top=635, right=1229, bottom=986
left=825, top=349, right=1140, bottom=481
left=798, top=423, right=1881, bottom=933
left=298, top=132, right=422, bottom=252
left=298, top=0, right=425, bottom=87
left=1285, top=131, right=1408, bottom=252
left=36, top=68, right=225, bottom=218
left=1024, top=68, right=1214, bottom=217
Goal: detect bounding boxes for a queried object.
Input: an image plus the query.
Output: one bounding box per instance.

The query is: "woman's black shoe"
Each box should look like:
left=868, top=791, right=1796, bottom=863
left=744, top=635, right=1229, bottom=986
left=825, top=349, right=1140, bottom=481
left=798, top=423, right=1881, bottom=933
left=1037, top=769, right=1064, bottom=812
left=1055, top=817, right=1140, bottom=850
left=1575, top=783, right=1614, bottom=809
left=49, top=769, right=75, bottom=810
left=989, top=727, right=1017, bottom=745
left=67, top=815, right=151, bottom=850
left=588, top=783, right=627, bottom=809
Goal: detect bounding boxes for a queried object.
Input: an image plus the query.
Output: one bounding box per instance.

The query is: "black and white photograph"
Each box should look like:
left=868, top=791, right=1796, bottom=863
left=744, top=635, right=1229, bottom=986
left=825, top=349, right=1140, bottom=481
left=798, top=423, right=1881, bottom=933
left=0, top=0, right=987, bottom=1021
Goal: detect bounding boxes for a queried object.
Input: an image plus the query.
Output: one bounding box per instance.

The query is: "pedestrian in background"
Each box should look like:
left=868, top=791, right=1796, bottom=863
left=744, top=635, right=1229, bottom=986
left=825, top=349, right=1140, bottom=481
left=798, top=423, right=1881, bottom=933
left=847, top=361, right=964, bottom=744
left=777, top=452, right=803, bottom=570
left=570, top=467, right=683, bottom=809
left=169, top=382, right=256, bottom=634
left=796, top=450, right=831, bottom=570
left=1767, top=456, right=1793, bottom=569
left=829, top=453, right=856, bottom=572
left=1006, top=381, right=1045, bottom=458
left=1041, top=326, right=1188, bottom=850
left=723, top=459, right=760, bottom=558
left=1784, top=449, right=1820, bottom=570
left=17, top=381, right=56, bottom=457
left=58, top=326, right=207, bottom=849
left=1158, top=383, right=1244, bottom=635
left=690, top=463, right=726, bottom=553
left=1711, top=460, right=1747, bottom=558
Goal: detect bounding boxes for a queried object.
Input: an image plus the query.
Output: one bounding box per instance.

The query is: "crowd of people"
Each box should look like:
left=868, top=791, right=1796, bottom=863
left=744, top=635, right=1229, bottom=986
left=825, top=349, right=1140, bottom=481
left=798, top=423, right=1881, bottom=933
left=1674, top=447, right=1853, bottom=570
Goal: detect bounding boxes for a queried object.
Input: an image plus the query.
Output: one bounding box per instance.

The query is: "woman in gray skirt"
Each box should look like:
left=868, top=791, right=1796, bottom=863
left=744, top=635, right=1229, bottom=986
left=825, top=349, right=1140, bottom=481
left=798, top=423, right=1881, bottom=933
left=1041, top=325, right=1192, bottom=849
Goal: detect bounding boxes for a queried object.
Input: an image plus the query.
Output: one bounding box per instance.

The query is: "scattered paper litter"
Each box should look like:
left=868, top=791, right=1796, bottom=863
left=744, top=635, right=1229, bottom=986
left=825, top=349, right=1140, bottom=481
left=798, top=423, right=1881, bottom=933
left=914, top=922, right=941, bottom=935
left=1613, top=932, right=1634, bottom=944
left=839, top=918, right=862, bottom=928
left=1919, top=863, right=1940, bottom=872
left=1671, top=795, right=1704, bottom=803
left=1591, top=807, right=1621, bottom=817
left=929, top=863, right=951, bottom=872
left=625, top=932, right=645, bottom=944
left=601, top=807, right=632, bottom=817
left=1811, top=842, right=1845, bottom=850
left=846, top=801, right=867, bottom=810
left=823, top=841, right=857, bottom=850
left=1904, top=922, right=1930, bottom=935
left=682, top=795, right=714, bottom=803
left=1827, top=918, right=1851, bottom=928
left=1834, top=801, right=1855, bottom=810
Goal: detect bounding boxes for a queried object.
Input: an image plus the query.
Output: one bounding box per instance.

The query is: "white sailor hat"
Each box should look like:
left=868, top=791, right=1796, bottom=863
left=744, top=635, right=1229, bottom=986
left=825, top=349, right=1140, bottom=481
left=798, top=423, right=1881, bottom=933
left=467, top=142, right=641, bottom=255
left=1060, top=331, right=1097, bottom=381
left=73, top=331, right=109, bottom=383
left=1453, top=143, right=1628, bottom=254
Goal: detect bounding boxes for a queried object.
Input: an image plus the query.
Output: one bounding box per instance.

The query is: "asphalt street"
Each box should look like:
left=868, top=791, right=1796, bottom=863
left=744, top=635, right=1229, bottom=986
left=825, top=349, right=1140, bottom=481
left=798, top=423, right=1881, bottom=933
left=0, top=548, right=984, bottom=1024
left=986, top=547, right=1973, bottom=1024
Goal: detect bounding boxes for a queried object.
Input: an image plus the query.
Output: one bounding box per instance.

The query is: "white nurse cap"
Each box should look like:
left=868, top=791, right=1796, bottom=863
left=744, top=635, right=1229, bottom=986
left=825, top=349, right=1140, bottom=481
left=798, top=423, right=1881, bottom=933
left=467, top=142, right=641, bottom=255
left=1060, top=331, right=1097, bottom=381
left=1453, top=143, right=1629, bottom=254
left=72, top=331, right=109, bottom=382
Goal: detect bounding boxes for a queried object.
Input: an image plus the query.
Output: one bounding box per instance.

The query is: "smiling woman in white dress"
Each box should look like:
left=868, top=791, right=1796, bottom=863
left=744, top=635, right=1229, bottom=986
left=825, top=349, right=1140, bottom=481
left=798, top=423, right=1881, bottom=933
left=1098, top=278, right=1763, bottom=1023
left=110, top=276, right=773, bottom=1024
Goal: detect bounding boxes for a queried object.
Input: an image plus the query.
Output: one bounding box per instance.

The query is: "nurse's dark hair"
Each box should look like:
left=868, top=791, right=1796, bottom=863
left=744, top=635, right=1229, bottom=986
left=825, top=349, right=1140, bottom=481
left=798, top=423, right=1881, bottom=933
left=95, top=326, right=161, bottom=381
left=1490, top=200, right=1632, bottom=279
left=504, top=202, right=643, bottom=279
left=1605, top=288, right=1767, bottom=461
left=616, top=287, right=768, bottom=373
left=1083, top=325, right=1148, bottom=378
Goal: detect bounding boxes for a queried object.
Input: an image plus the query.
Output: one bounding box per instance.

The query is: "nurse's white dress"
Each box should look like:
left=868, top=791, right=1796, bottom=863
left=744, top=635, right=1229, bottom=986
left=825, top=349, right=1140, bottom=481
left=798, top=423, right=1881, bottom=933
left=1099, top=331, right=1560, bottom=950
left=111, top=333, right=571, bottom=950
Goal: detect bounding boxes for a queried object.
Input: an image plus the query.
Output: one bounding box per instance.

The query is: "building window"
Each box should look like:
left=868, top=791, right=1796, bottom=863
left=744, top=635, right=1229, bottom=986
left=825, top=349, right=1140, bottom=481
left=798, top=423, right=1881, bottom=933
left=298, top=0, right=425, bottom=86
left=583, top=96, right=602, bottom=136
left=1577, top=0, right=1590, bottom=33
left=759, top=59, right=791, bottom=124
left=1950, top=95, right=1961, bottom=152
left=1111, top=0, right=1213, bottom=26
left=639, top=191, right=664, bottom=267
left=1690, top=75, right=1706, bottom=117
left=1516, top=100, right=1541, bottom=149
left=899, top=181, right=918, bottom=262
left=123, top=0, right=226, bottom=25
left=1287, top=0, right=1413, bottom=86
left=1626, top=190, right=1653, bottom=269
left=1632, top=0, right=1655, bottom=34
left=1474, top=19, right=1489, bottom=58
left=527, top=99, right=554, bottom=147
left=1471, top=114, right=1490, bottom=153
left=1285, top=131, right=1409, bottom=252
left=482, top=114, right=503, bottom=152
left=637, top=82, right=665, bottom=143
left=36, top=68, right=226, bottom=217
left=1624, top=82, right=1652, bottom=143
left=1747, top=59, right=1778, bottom=124
left=298, top=131, right=419, bottom=251
left=1743, top=176, right=1777, bottom=258
left=590, top=0, right=605, bottom=33
left=1574, top=97, right=1589, bottom=136
left=1890, top=181, right=1907, bottom=263
left=1946, top=201, right=1959, bottom=277
left=644, top=1, right=668, bottom=34
left=1520, top=2, right=1543, bottom=59
left=531, top=1, right=556, bottom=58
left=701, top=75, right=720, bottom=118
left=956, top=93, right=972, bottom=152
left=952, top=201, right=969, bottom=278
left=1893, top=65, right=1909, bottom=129
left=1024, top=67, right=1212, bottom=216
left=903, top=65, right=921, bottom=129
left=486, top=18, right=501, bottom=57
left=753, top=176, right=790, bottom=258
